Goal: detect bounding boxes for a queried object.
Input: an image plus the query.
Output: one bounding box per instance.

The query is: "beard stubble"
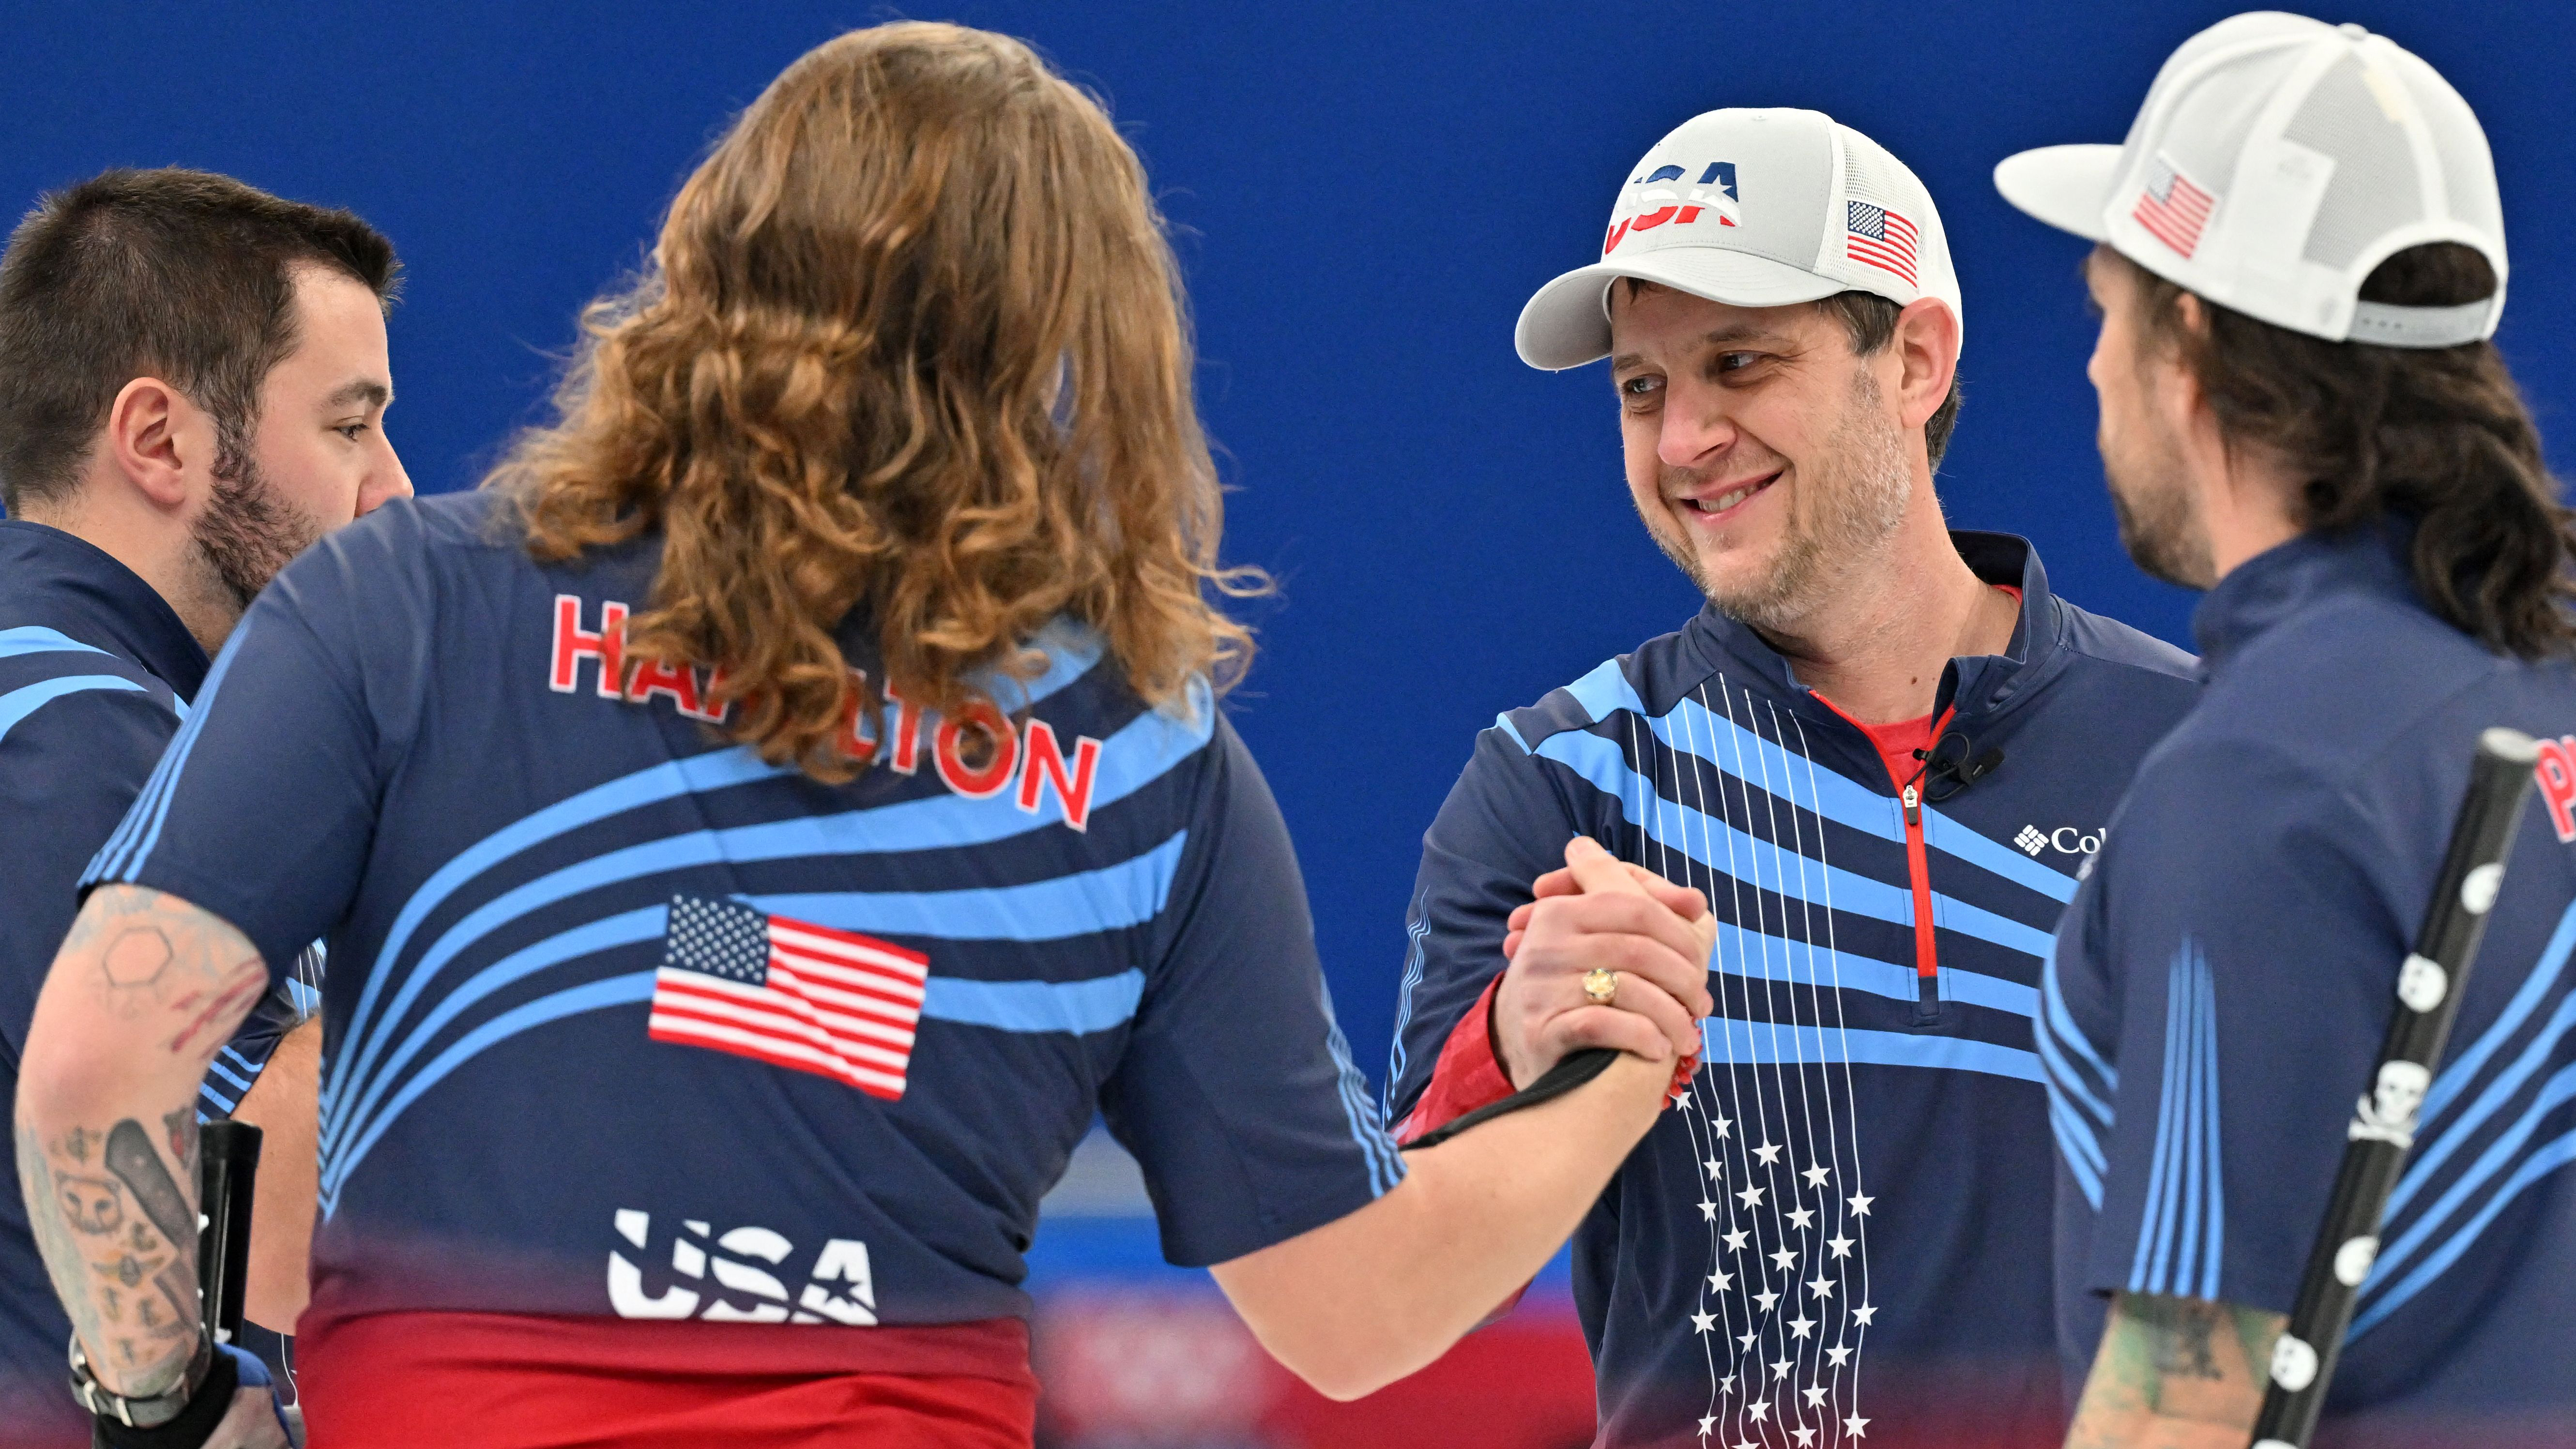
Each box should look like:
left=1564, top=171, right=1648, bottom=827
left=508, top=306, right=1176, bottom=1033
left=1646, top=367, right=1915, bottom=633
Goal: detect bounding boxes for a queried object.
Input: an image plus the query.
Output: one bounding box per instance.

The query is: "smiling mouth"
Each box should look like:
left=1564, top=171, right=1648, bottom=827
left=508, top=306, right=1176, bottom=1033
left=1678, top=471, right=1780, bottom=520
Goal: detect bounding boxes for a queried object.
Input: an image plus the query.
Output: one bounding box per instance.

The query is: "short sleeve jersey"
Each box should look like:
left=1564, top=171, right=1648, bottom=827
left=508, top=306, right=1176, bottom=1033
left=83, top=491, right=1402, bottom=1338
left=2045, top=523, right=2576, bottom=1445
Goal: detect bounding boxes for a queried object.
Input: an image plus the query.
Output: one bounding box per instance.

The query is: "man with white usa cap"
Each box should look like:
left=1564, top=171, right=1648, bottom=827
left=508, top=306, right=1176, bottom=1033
left=1998, top=13, right=2576, bottom=1447
left=1384, top=107, right=2198, bottom=1448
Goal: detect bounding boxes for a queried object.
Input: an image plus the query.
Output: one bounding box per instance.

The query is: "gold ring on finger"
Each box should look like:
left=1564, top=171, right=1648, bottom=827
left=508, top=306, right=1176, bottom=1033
left=1582, top=968, right=1618, bottom=1006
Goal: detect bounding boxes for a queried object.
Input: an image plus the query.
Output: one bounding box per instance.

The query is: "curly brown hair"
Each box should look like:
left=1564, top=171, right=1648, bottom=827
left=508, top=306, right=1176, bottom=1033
left=489, top=22, right=1261, bottom=779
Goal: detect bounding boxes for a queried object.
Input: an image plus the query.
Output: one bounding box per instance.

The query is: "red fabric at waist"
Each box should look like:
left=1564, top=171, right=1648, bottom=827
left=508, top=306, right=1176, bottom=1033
left=297, top=1309, right=1036, bottom=1449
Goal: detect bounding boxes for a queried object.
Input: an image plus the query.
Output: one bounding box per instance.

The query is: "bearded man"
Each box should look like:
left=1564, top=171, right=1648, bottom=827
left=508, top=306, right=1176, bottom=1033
left=1383, top=109, right=2198, bottom=1449
left=0, top=168, right=408, bottom=1446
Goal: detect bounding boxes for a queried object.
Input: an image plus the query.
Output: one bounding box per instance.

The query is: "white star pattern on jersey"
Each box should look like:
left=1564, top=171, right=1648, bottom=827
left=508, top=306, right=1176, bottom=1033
left=1627, top=684, right=1875, bottom=1448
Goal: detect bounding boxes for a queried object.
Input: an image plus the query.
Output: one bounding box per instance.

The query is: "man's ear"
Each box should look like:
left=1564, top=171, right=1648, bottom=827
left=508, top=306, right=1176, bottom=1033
left=2155, top=296, right=2215, bottom=437
left=101, top=377, right=200, bottom=514
left=1889, top=296, right=1959, bottom=433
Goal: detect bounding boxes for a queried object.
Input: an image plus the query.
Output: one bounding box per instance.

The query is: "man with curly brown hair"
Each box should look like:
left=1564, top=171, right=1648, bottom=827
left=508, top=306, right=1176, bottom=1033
left=13, top=23, right=1714, bottom=1449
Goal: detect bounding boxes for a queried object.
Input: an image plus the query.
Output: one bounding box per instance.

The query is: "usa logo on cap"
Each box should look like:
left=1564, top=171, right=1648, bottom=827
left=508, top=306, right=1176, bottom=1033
left=1604, top=161, right=1739, bottom=255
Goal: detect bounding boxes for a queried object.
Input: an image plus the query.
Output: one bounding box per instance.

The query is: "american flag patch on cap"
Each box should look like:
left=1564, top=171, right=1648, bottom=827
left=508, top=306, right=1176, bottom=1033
left=1845, top=201, right=1919, bottom=286
left=2132, top=155, right=2215, bottom=259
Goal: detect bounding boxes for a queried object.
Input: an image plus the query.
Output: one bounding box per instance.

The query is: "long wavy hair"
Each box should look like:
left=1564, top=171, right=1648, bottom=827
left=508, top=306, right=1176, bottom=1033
left=491, top=22, right=1261, bottom=779
left=2118, top=243, right=2575, bottom=657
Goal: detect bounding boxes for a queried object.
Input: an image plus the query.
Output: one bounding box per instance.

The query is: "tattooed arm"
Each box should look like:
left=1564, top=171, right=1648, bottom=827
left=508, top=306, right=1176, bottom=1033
left=12, top=885, right=273, bottom=1399
left=2065, top=1291, right=2287, bottom=1449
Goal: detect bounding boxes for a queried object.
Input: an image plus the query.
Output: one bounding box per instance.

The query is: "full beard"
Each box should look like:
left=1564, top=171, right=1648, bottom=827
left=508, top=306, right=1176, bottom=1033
left=1650, top=369, right=1914, bottom=633
left=2102, top=419, right=2213, bottom=590
left=190, top=453, right=322, bottom=612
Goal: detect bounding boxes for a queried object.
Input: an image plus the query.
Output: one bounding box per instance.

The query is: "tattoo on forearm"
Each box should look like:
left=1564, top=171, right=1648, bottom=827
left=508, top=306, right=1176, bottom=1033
left=164, top=963, right=266, bottom=1057
left=104, top=1121, right=194, bottom=1248
left=15, top=887, right=261, bottom=1397
left=2067, top=1292, right=2286, bottom=1449
left=16, top=1123, right=107, bottom=1352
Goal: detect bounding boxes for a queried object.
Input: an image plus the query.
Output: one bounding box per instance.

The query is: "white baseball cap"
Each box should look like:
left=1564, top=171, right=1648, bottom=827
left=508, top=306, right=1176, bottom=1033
left=1516, top=108, right=1964, bottom=371
left=1994, top=12, right=2506, bottom=348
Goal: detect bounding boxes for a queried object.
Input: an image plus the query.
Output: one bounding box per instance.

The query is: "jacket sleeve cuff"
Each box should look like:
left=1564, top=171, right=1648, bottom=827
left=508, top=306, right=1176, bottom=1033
left=1393, top=976, right=1516, bottom=1145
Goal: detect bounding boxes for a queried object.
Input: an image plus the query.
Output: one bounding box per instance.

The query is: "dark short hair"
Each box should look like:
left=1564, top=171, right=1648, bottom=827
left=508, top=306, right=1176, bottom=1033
left=1614, top=278, right=1965, bottom=469
left=2114, top=243, right=2575, bottom=658
left=0, top=167, right=400, bottom=513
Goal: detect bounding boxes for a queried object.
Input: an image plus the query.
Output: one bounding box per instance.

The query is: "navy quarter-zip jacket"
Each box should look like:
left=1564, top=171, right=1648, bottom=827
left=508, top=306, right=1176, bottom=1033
left=1387, top=534, right=2197, bottom=1449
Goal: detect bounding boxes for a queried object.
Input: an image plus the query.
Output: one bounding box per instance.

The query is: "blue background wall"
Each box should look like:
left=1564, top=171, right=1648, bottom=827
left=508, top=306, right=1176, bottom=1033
left=7, top=0, right=2570, bottom=1089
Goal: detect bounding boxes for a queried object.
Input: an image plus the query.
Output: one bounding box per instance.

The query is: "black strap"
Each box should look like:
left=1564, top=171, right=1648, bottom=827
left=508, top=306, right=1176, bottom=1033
left=1404, top=1046, right=1620, bottom=1150
left=91, top=1347, right=238, bottom=1449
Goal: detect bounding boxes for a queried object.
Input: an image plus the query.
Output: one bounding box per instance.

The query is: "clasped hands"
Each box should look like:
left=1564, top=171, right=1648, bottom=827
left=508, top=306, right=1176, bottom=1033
left=1494, top=837, right=1717, bottom=1091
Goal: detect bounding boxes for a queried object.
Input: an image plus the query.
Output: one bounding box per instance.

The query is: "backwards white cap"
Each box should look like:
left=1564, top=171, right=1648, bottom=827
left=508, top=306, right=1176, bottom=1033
left=1517, top=107, right=1963, bottom=370
left=1995, top=12, right=2505, bottom=347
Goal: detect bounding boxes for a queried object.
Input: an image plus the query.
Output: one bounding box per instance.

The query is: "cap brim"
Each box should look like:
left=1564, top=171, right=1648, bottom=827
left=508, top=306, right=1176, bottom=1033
left=1994, top=144, right=2121, bottom=242
left=1515, top=249, right=1846, bottom=370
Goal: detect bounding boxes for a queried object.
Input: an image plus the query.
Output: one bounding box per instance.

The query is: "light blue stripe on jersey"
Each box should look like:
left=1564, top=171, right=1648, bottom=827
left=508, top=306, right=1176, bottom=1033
left=1711, top=920, right=2035, bottom=1017
left=323, top=969, right=660, bottom=1214
left=88, top=620, right=246, bottom=881
left=2130, top=942, right=2223, bottom=1298
left=326, top=674, right=1207, bottom=1152
left=0, top=673, right=147, bottom=746
left=2353, top=1120, right=2576, bottom=1338
left=329, top=747, right=794, bottom=1124
left=2392, top=986, right=2576, bottom=1220
left=0, top=625, right=113, bottom=661
left=749, top=830, right=1188, bottom=945
left=2047, top=1088, right=2107, bottom=1209
left=1321, top=979, right=1405, bottom=1196
left=1380, top=894, right=1433, bottom=1122
left=1698, top=1015, right=2041, bottom=1083
left=1562, top=659, right=2079, bottom=903
left=1534, top=727, right=2057, bottom=959
left=1923, top=806, right=2079, bottom=903
left=922, top=972, right=1143, bottom=1035
left=202, top=1053, right=254, bottom=1095
left=2362, top=1038, right=2576, bottom=1323
left=2042, top=938, right=2119, bottom=1102
left=2412, top=897, right=2576, bottom=1137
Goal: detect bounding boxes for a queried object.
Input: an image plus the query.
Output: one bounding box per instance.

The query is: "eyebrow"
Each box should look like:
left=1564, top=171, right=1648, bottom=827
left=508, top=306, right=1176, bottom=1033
left=326, top=379, right=392, bottom=411
left=1609, top=323, right=1792, bottom=372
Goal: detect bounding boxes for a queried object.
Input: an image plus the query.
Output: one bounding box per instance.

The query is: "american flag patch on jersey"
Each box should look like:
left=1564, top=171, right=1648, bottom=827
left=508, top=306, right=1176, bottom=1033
left=2132, top=155, right=2215, bottom=259
left=648, top=895, right=929, bottom=1100
left=1845, top=201, right=1919, bottom=286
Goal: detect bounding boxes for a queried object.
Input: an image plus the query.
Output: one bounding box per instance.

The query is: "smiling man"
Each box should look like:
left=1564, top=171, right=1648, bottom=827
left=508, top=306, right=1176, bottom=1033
left=0, top=168, right=409, bottom=1446
left=1384, top=109, right=2200, bottom=1448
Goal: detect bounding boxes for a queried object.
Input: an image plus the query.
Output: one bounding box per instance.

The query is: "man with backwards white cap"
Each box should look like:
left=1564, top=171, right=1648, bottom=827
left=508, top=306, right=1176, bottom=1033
left=1999, top=13, right=2576, bottom=1447
left=1383, top=108, right=2198, bottom=1447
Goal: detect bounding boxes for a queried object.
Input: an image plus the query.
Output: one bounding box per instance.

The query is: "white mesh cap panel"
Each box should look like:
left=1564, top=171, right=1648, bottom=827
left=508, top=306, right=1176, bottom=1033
left=2153, top=44, right=2298, bottom=201
left=2284, top=54, right=2427, bottom=269
left=1833, top=125, right=1964, bottom=345
left=2404, top=49, right=2507, bottom=248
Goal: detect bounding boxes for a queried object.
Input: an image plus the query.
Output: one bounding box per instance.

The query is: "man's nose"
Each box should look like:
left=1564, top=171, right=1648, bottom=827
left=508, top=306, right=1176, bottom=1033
left=1657, top=385, right=1737, bottom=472
left=360, top=438, right=414, bottom=515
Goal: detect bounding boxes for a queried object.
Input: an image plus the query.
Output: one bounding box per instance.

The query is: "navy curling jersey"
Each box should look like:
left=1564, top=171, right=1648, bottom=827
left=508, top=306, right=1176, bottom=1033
left=81, top=491, right=1401, bottom=1360
left=1386, top=535, right=2200, bottom=1449
left=0, top=522, right=310, bottom=1445
left=2046, top=522, right=2576, bottom=1447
